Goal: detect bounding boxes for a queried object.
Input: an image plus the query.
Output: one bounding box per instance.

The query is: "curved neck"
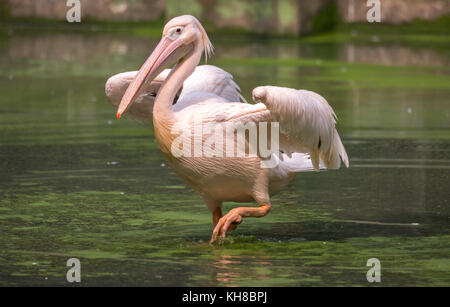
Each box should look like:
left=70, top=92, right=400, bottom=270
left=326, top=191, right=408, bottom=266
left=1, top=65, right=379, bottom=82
left=153, top=43, right=202, bottom=123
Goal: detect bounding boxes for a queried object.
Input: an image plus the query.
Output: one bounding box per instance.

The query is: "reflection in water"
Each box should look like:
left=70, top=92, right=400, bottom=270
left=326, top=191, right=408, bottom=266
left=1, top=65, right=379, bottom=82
left=341, top=44, right=449, bottom=67
left=211, top=252, right=270, bottom=285
left=3, top=34, right=448, bottom=67
left=4, top=34, right=153, bottom=62
left=213, top=254, right=243, bottom=284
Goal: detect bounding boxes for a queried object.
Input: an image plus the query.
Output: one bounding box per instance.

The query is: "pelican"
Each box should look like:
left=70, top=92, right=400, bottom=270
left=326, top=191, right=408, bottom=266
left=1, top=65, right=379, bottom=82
left=113, top=15, right=349, bottom=244
left=106, top=65, right=246, bottom=122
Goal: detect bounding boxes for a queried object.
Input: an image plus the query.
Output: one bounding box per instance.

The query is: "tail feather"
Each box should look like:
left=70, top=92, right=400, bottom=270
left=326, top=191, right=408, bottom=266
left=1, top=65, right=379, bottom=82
left=320, top=129, right=349, bottom=169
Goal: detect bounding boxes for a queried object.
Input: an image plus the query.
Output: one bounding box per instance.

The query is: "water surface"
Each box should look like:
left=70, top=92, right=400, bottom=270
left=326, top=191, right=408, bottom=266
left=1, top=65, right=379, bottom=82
left=0, top=28, right=449, bottom=286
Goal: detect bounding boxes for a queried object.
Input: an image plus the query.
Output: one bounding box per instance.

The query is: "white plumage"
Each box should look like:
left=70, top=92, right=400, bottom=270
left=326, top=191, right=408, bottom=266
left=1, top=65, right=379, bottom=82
left=179, top=65, right=246, bottom=104
left=109, top=15, right=349, bottom=243
left=252, top=86, right=349, bottom=170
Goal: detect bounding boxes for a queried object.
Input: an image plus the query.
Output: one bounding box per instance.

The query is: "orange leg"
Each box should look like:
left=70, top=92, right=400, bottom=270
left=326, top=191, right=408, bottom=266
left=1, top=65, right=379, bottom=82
left=212, top=207, right=222, bottom=226
left=210, top=203, right=271, bottom=244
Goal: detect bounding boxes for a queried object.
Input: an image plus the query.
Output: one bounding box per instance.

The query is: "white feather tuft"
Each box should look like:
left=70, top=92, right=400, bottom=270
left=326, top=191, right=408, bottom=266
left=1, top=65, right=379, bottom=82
left=192, top=16, right=214, bottom=63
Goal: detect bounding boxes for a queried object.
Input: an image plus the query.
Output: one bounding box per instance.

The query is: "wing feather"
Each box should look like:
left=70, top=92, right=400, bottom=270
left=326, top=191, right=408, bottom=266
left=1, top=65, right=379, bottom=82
left=252, top=86, right=349, bottom=170
left=179, top=65, right=247, bottom=103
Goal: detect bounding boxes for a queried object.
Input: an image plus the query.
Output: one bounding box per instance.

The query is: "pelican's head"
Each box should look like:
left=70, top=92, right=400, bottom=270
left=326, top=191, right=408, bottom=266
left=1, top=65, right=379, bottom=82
left=116, top=15, right=213, bottom=119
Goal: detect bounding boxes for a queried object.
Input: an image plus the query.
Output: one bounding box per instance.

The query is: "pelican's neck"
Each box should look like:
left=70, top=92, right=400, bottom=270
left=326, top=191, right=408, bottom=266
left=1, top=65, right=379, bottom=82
left=153, top=44, right=202, bottom=124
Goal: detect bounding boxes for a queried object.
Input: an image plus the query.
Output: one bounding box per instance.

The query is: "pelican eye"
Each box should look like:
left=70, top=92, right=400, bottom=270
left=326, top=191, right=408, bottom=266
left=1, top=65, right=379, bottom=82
left=167, top=26, right=185, bottom=40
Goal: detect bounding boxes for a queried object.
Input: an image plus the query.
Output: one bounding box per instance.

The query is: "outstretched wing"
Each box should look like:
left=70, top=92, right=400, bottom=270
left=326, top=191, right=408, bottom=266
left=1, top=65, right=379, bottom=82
left=252, top=86, right=349, bottom=170
left=105, top=65, right=246, bottom=122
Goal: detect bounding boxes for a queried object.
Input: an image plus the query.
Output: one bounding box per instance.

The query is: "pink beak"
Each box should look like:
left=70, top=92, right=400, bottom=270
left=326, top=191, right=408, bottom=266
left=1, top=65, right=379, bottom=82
left=116, top=37, right=182, bottom=119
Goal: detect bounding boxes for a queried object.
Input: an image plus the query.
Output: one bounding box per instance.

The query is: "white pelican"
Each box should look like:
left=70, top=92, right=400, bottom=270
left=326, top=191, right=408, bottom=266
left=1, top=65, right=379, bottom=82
left=113, top=15, right=349, bottom=244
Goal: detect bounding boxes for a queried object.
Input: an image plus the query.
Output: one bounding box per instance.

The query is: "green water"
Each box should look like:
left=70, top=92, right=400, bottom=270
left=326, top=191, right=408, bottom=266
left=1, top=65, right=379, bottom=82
left=0, top=26, right=449, bottom=286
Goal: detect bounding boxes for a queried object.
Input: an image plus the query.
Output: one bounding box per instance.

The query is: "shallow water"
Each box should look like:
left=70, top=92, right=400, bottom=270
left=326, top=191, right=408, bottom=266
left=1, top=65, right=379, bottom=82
left=0, top=29, right=449, bottom=286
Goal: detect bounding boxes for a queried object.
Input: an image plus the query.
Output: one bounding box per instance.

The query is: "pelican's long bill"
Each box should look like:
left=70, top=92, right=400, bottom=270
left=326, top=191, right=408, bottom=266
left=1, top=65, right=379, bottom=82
left=116, top=37, right=188, bottom=119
